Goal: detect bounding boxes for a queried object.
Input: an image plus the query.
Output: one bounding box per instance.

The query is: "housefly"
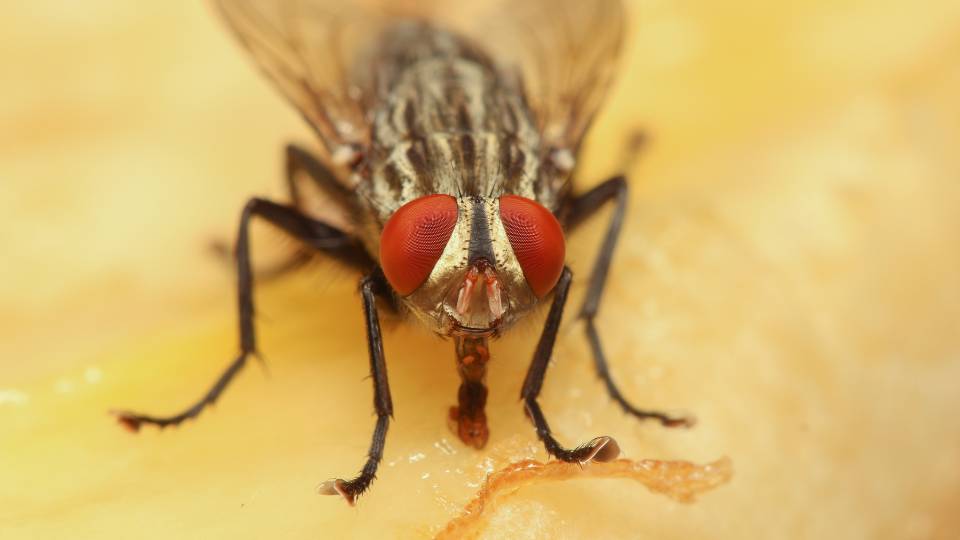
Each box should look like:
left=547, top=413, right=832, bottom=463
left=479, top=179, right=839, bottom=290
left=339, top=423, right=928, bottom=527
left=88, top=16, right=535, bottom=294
left=113, top=0, right=693, bottom=504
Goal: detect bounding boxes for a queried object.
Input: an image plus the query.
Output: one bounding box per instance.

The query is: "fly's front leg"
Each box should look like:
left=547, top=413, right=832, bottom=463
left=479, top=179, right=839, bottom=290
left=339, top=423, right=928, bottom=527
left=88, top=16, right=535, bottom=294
left=318, top=272, right=393, bottom=505
left=113, top=198, right=367, bottom=431
left=566, top=176, right=694, bottom=428
left=521, top=267, right=621, bottom=463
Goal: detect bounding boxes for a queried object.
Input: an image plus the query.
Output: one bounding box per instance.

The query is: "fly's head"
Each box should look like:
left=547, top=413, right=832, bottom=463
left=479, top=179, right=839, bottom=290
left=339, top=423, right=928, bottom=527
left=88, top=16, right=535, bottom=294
left=379, top=194, right=565, bottom=337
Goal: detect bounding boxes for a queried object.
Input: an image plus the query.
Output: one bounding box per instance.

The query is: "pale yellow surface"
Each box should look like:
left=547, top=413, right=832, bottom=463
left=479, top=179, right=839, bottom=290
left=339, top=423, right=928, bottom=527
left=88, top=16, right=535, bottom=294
left=2, top=1, right=960, bottom=538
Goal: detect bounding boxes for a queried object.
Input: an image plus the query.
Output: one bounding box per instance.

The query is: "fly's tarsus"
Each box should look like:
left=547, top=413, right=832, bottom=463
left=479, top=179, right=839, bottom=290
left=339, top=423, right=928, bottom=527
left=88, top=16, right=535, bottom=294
left=568, top=176, right=696, bottom=429
left=586, top=320, right=696, bottom=428
left=318, top=408, right=391, bottom=505
left=525, top=396, right=622, bottom=464
left=111, top=351, right=253, bottom=432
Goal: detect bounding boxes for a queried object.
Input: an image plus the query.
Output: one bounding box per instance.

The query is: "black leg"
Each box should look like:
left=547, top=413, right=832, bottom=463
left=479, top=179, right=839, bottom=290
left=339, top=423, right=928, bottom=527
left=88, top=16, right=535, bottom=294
left=113, top=198, right=363, bottom=431
left=279, top=144, right=372, bottom=272
left=211, top=144, right=365, bottom=279
left=318, top=272, right=393, bottom=505
left=521, top=267, right=621, bottom=464
left=284, top=143, right=356, bottom=213
left=566, top=177, right=693, bottom=428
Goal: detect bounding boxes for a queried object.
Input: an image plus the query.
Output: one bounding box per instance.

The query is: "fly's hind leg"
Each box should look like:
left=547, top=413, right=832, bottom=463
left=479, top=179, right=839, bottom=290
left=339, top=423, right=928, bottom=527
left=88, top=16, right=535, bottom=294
left=565, top=176, right=694, bottom=429
left=113, top=198, right=371, bottom=431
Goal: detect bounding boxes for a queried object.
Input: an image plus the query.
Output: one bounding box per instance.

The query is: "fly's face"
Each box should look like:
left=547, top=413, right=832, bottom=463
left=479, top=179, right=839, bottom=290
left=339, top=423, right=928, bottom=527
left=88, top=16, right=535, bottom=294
left=379, top=194, right=566, bottom=337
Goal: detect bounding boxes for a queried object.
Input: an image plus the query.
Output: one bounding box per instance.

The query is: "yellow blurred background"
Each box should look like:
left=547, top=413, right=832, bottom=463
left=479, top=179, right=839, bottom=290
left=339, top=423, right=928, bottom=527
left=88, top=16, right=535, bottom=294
left=3, top=1, right=960, bottom=538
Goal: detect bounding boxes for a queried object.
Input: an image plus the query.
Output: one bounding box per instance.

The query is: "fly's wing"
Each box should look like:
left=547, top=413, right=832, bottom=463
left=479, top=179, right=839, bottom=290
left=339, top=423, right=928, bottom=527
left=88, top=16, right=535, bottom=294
left=216, top=0, right=381, bottom=163
left=458, top=0, right=626, bottom=156
left=216, top=0, right=623, bottom=162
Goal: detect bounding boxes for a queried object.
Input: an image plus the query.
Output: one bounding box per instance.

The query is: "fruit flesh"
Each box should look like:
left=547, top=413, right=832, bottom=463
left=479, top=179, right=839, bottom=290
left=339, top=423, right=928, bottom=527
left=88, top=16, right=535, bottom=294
left=3, top=1, right=960, bottom=538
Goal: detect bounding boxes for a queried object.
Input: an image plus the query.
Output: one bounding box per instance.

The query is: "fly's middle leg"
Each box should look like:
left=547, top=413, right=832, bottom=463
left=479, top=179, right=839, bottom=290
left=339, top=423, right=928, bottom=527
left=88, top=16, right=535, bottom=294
left=566, top=176, right=694, bottom=428
left=112, top=198, right=367, bottom=431
left=211, top=144, right=367, bottom=280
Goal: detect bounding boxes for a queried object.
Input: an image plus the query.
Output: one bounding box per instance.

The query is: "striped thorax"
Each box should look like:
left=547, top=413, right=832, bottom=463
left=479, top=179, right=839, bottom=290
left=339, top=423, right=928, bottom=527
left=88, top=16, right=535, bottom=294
left=357, top=23, right=568, bottom=337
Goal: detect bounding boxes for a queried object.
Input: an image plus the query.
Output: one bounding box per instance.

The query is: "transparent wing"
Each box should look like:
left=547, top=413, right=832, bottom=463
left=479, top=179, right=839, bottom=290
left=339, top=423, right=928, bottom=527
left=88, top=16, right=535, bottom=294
left=459, top=0, right=625, bottom=153
left=216, top=0, right=624, bottom=159
left=216, top=0, right=384, bottom=160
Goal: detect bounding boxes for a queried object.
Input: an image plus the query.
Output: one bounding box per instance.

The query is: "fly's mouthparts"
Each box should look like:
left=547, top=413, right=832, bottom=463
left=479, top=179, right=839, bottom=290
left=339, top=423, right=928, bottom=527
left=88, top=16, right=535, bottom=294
left=485, top=268, right=504, bottom=320
left=456, top=266, right=479, bottom=315
left=455, top=263, right=504, bottom=321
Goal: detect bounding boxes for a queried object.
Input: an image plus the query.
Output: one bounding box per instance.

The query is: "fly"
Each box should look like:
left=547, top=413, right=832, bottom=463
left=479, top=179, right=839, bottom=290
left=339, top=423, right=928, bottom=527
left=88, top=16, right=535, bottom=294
left=113, top=0, right=694, bottom=504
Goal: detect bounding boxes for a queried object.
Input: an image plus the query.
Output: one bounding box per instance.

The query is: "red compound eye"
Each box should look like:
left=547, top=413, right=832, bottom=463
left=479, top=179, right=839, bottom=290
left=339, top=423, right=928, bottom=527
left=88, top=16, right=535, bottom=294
left=499, top=195, right=565, bottom=297
left=380, top=194, right=459, bottom=296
